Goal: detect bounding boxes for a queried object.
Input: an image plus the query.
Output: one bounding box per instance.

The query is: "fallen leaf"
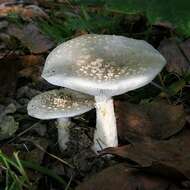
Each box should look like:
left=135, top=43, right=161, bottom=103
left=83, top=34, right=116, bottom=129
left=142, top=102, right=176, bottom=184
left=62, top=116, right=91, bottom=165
left=19, top=55, right=44, bottom=81
left=20, top=5, right=48, bottom=20
left=115, top=100, right=186, bottom=143
left=0, top=4, right=48, bottom=20
left=0, top=0, right=15, bottom=3
left=0, top=115, right=19, bottom=140
left=21, top=54, right=42, bottom=65
left=76, top=164, right=180, bottom=190
left=101, top=130, right=190, bottom=180
left=158, top=38, right=190, bottom=75
left=7, top=23, right=54, bottom=54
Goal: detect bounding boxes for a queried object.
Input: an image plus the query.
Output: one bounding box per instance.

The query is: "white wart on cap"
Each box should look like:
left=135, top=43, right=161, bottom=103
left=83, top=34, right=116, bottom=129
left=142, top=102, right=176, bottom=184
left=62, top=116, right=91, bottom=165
left=27, top=88, right=94, bottom=120
left=42, top=34, right=166, bottom=96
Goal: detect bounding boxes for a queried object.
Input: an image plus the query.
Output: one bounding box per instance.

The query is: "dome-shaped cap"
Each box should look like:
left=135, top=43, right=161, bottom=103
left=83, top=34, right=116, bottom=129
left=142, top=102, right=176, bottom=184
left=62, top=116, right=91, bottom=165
left=42, top=34, right=166, bottom=97
left=27, top=88, right=94, bottom=120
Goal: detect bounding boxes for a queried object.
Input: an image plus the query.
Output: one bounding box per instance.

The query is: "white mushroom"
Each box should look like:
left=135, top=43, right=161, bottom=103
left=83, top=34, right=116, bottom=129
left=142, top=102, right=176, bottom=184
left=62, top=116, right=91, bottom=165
left=27, top=88, right=94, bottom=151
left=42, top=34, right=166, bottom=152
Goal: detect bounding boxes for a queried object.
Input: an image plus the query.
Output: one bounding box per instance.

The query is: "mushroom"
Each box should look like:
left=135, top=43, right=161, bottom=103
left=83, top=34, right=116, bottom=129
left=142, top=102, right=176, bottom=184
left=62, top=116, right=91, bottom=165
left=41, top=34, right=166, bottom=152
left=27, top=88, right=94, bottom=151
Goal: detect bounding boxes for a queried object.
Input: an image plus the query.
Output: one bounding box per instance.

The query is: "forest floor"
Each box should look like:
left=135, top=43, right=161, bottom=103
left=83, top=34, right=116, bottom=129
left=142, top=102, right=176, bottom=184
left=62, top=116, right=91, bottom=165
left=0, top=1, right=190, bottom=190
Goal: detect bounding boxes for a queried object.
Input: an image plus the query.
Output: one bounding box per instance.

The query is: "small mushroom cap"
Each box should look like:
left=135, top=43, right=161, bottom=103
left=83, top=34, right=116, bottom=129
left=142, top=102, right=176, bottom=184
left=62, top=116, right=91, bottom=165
left=27, top=88, right=94, bottom=120
left=42, top=34, right=166, bottom=97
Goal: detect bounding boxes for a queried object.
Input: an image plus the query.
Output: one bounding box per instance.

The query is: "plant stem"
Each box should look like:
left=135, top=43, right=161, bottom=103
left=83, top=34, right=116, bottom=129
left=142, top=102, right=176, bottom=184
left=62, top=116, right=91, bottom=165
left=57, top=118, right=71, bottom=151
left=93, top=96, right=118, bottom=152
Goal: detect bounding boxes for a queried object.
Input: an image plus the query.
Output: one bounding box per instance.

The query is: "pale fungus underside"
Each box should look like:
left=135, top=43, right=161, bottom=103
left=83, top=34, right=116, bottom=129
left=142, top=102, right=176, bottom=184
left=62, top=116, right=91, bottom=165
left=42, top=34, right=166, bottom=96
left=27, top=89, right=94, bottom=120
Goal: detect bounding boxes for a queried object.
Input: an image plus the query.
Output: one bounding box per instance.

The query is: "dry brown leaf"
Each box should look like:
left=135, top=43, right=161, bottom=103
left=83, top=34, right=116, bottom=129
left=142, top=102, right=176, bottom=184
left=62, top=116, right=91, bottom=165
left=101, top=130, right=190, bottom=180
left=158, top=38, right=190, bottom=75
left=115, top=100, right=186, bottom=143
left=76, top=164, right=180, bottom=190
left=19, top=67, right=41, bottom=81
left=0, top=0, right=14, bottom=3
left=20, top=54, right=44, bottom=66
left=7, top=23, right=54, bottom=54
left=19, top=55, right=44, bottom=81
left=0, top=4, right=48, bottom=20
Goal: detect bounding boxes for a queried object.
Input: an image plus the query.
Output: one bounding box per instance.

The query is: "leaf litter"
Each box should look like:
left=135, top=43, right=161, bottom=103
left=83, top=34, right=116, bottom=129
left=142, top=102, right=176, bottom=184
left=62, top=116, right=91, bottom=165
left=0, top=1, right=190, bottom=190
left=76, top=163, right=181, bottom=190
left=7, top=23, right=54, bottom=54
left=115, top=100, right=186, bottom=143
left=101, top=129, right=190, bottom=182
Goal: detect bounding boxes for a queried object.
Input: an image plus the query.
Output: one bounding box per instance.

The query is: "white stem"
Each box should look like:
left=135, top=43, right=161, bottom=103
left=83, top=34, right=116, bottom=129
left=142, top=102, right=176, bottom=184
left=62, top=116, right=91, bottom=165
left=57, top=118, right=71, bottom=151
left=93, top=96, right=118, bottom=152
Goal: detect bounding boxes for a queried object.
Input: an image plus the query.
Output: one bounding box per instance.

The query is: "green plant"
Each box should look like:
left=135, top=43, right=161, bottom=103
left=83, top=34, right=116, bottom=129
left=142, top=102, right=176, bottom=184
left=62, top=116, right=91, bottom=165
left=38, top=4, right=120, bottom=43
left=0, top=151, right=32, bottom=190
left=7, top=13, right=24, bottom=27
left=0, top=150, right=69, bottom=190
left=38, top=19, right=71, bottom=43
left=106, top=0, right=190, bottom=37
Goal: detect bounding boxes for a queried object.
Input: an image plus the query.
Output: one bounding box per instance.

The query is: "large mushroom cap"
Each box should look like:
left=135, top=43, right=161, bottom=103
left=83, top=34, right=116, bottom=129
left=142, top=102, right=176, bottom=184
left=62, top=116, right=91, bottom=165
left=27, top=88, right=94, bottom=120
left=42, top=34, right=166, bottom=96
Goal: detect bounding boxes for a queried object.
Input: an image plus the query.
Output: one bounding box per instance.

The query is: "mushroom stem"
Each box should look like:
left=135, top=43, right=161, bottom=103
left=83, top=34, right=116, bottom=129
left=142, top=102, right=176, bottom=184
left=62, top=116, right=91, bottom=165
left=57, top=118, right=71, bottom=151
left=93, top=96, right=118, bottom=152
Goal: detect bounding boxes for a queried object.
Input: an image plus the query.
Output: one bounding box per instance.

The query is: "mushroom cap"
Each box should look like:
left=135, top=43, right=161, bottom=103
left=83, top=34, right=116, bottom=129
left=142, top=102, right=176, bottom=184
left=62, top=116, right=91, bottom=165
left=42, top=34, right=166, bottom=97
left=27, top=88, right=94, bottom=120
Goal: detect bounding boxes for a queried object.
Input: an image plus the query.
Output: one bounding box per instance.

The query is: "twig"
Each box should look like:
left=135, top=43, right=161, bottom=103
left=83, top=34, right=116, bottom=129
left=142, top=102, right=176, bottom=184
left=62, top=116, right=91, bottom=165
left=20, top=138, right=74, bottom=169
left=7, top=122, right=41, bottom=143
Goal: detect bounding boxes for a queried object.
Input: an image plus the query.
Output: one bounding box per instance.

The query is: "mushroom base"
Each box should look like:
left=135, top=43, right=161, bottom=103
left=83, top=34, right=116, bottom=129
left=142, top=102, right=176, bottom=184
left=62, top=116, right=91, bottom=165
left=93, top=96, right=118, bottom=152
left=57, top=118, right=71, bottom=152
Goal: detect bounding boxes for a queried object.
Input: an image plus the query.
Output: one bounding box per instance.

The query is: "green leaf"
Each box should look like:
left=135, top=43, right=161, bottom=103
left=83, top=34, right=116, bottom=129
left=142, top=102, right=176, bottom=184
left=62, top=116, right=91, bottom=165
left=0, top=151, right=71, bottom=189
left=160, top=79, right=186, bottom=97
left=168, top=79, right=186, bottom=96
